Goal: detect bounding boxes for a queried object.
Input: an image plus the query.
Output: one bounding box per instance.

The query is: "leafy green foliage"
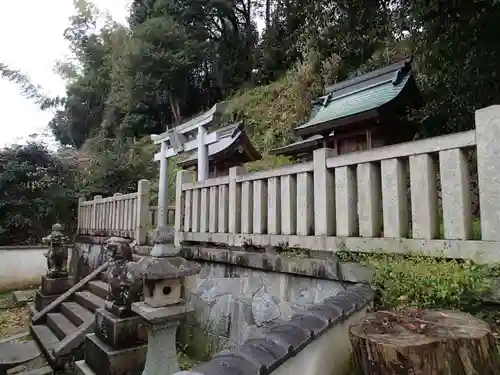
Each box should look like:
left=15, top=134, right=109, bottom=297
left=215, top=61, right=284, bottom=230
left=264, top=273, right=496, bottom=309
left=0, top=143, right=77, bottom=245
left=0, top=63, right=64, bottom=110
left=3, top=0, right=500, bottom=241
left=108, top=14, right=206, bottom=133
left=338, top=251, right=491, bottom=312
left=76, top=136, right=157, bottom=197
left=222, top=59, right=324, bottom=169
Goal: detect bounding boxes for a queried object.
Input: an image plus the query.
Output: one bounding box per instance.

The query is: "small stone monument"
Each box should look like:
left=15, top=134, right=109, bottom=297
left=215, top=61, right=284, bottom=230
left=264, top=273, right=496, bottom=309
left=131, top=252, right=200, bottom=375
left=34, top=223, right=73, bottom=311
left=75, top=238, right=147, bottom=375
left=105, top=237, right=143, bottom=317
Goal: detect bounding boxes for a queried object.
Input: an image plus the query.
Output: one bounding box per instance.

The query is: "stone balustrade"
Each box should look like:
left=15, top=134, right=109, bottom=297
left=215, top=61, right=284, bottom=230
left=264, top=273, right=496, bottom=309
left=77, top=180, right=151, bottom=244
left=174, top=106, right=500, bottom=264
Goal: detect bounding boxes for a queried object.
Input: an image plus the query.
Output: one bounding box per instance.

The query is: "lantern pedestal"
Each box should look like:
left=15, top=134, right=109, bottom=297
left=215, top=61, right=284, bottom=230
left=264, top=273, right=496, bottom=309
left=132, top=303, right=193, bottom=375
left=34, top=275, right=73, bottom=311
left=75, top=308, right=148, bottom=375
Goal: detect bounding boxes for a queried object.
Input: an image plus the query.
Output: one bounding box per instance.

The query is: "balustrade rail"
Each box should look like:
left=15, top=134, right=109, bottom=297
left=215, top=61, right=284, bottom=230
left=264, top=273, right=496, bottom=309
left=174, top=106, right=500, bottom=264
left=77, top=180, right=151, bottom=244
left=148, top=206, right=176, bottom=228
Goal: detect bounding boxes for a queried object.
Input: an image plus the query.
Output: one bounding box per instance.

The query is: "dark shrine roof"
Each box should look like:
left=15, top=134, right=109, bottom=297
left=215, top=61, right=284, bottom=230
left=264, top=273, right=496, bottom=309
left=295, top=57, right=419, bottom=137
left=270, top=58, right=421, bottom=156
left=177, top=122, right=261, bottom=168
left=268, top=134, right=328, bottom=156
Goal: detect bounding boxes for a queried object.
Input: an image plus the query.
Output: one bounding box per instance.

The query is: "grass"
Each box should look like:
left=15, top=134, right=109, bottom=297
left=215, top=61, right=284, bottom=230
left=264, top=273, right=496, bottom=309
left=179, top=351, right=202, bottom=370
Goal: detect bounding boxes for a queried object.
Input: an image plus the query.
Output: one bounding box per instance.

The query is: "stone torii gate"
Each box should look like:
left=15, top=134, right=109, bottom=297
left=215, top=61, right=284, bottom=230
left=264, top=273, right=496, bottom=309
left=149, top=102, right=226, bottom=256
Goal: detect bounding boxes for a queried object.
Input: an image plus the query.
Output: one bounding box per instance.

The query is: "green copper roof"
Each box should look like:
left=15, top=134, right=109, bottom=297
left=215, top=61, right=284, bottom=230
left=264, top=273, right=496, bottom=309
left=295, top=59, right=416, bottom=136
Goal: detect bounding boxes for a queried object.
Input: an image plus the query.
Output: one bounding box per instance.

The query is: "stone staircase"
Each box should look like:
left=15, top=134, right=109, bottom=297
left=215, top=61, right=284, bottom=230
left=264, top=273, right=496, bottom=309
left=28, top=266, right=110, bottom=370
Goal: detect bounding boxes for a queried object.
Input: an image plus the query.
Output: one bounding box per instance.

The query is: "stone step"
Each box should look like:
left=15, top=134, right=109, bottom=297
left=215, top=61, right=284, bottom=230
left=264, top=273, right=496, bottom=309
left=46, top=313, right=78, bottom=340
left=5, top=352, right=50, bottom=375
left=74, top=360, right=95, bottom=375
left=60, top=302, right=94, bottom=327
left=10, top=366, right=53, bottom=375
left=87, top=280, right=108, bottom=300
left=30, top=325, right=60, bottom=364
left=74, top=291, right=106, bottom=312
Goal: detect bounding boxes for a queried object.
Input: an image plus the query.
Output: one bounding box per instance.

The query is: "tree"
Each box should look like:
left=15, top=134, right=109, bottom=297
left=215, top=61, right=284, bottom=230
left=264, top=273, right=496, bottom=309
left=108, top=14, right=206, bottom=133
left=48, top=0, right=118, bottom=147
left=0, top=143, right=77, bottom=245
left=0, top=63, right=64, bottom=109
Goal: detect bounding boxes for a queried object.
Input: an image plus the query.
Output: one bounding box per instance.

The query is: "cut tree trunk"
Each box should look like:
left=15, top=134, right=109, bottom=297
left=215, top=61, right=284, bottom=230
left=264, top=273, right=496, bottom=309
left=349, top=309, right=500, bottom=375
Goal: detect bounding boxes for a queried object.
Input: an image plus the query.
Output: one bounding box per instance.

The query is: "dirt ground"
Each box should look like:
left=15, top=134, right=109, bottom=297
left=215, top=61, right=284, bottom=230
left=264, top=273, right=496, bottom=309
left=0, top=292, right=30, bottom=340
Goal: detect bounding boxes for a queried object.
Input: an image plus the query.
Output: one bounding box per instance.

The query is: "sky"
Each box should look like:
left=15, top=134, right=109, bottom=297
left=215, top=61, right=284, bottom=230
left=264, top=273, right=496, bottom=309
left=0, top=0, right=131, bottom=148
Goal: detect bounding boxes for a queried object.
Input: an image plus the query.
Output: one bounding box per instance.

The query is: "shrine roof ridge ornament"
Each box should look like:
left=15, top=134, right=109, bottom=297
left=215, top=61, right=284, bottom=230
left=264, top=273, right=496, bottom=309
left=150, top=102, right=227, bottom=144
left=323, top=57, right=412, bottom=98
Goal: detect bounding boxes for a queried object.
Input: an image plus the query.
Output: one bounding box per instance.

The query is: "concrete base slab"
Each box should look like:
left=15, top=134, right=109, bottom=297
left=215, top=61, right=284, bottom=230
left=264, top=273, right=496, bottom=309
left=0, top=341, right=41, bottom=375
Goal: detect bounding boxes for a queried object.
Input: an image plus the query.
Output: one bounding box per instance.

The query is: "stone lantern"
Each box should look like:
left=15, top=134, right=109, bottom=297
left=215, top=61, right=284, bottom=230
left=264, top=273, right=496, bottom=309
left=34, top=223, right=73, bottom=311
left=131, top=255, right=200, bottom=375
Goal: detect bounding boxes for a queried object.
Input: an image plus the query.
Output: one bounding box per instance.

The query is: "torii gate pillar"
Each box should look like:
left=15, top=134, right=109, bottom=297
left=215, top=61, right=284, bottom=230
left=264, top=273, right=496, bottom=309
left=150, top=105, right=223, bottom=257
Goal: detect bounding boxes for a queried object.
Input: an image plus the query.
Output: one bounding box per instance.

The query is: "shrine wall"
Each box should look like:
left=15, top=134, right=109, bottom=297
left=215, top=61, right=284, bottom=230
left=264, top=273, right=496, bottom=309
left=0, top=247, right=48, bottom=291
left=0, top=246, right=74, bottom=292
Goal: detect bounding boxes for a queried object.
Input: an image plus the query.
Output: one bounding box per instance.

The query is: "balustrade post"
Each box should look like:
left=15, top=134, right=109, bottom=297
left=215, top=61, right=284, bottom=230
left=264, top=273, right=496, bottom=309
left=136, top=179, right=151, bottom=245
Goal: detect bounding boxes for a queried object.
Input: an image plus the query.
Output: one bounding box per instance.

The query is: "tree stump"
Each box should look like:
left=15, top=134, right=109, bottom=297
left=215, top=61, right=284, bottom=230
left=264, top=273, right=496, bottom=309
left=349, top=309, right=500, bottom=375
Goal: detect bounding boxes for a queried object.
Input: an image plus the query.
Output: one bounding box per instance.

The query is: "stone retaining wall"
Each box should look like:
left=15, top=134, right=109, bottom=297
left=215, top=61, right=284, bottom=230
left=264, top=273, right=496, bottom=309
left=70, top=238, right=372, bottom=361
left=175, top=284, right=374, bottom=375
left=179, top=246, right=370, bottom=355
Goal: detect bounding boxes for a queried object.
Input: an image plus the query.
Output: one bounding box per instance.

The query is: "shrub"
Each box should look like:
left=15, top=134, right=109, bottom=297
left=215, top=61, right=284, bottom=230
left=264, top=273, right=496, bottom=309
left=338, top=251, right=491, bottom=312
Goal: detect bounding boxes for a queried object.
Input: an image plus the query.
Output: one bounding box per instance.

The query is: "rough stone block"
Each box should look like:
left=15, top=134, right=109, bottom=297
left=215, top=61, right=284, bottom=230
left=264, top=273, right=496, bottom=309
left=94, top=308, right=147, bottom=349
left=40, top=276, right=72, bottom=296
left=12, top=290, right=35, bottom=307
left=34, top=291, right=59, bottom=312
left=84, top=333, right=146, bottom=375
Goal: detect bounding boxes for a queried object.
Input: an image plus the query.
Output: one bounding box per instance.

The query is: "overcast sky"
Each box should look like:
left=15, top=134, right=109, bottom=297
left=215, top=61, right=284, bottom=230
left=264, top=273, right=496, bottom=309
left=0, top=0, right=131, bottom=148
